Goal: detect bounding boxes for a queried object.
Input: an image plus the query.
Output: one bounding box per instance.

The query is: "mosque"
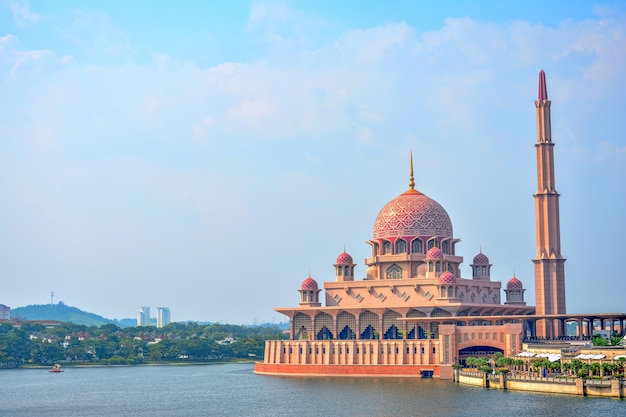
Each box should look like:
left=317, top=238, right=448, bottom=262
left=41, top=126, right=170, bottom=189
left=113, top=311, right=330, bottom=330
left=254, top=71, right=625, bottom=379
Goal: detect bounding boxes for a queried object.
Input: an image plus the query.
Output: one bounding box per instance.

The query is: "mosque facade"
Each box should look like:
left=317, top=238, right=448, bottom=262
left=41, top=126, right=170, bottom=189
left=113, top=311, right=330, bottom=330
left=254, top=71, right=568, bottom=379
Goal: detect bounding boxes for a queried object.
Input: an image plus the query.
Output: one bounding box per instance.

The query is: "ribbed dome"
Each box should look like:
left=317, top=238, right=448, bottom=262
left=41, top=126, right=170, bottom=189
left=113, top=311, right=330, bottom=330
left=373, top=190, right=453, bottom=239
left=426, top=247, right=443, bottom=259
left=301, top=277, right=318, bottom=290
left=507, top=277, right=523, bottom=290
left=336, top=252, right=353, bottom=264
left=438, top=271, right=456, bottom=284
left=473, top=252, right=489, bottom=265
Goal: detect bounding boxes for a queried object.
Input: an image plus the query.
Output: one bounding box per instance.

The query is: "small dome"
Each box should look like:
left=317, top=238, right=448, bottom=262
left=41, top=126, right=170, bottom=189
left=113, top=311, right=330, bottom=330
left=336, top=251, right=353, bottom=264
left=438, top=271, right=456, bottom=284
left=473, top=252, right=490, bottom=265
left=507, top=277, right=523, bottom=290
left=426, top=247, right=443, bottom=259
left=301, top=277, right=318, bottom=290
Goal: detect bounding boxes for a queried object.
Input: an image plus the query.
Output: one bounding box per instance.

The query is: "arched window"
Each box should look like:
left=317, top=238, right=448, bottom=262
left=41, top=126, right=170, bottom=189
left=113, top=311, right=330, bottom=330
left=396, top=239, right=407, bottom=254
left=337, top=266, right=343, bottom=276
left=482, top=266, right=487, bottom=276
left=344, top=266, right=350, bottom=276
left=427, top=239, right=437, bottom=250
left=435, top=262, right=441, bottom=272
left=383, top=241, right=392, bottom=255
left=386, top=264, right=402, bottom=279
left=441, top=241, right=449, bottom=254
left=475, top=266, right=480, bottom=277
left=447, top=287, right=454, bottom=297
left=428, top=262, right=433, bottom=272
left=411, top=239, right=423, bottom=254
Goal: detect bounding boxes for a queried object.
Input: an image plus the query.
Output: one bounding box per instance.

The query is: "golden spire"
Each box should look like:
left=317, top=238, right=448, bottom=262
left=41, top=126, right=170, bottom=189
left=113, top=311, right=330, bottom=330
left=403, top=150, right=423, bottom=195
left=409, top=150, right=415, bottom=190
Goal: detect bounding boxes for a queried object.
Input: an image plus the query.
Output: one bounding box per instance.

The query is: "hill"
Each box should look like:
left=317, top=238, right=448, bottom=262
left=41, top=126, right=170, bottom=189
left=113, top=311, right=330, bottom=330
left=10, top=302, right=125, bottom=327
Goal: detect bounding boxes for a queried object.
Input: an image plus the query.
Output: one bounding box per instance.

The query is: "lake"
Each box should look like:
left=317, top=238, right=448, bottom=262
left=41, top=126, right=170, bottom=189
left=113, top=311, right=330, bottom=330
left=0, top=363, right=622, bottom=416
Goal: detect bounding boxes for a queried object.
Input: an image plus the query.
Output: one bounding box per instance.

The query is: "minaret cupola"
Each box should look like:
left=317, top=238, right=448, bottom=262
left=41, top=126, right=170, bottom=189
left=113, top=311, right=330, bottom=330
left=504, top=275, right=526, bottom=305
left=334, top=249, right=356, bottom=282
left=471, top=249, right=492, bottom=281
left=299, top=275, right=322, bottom=307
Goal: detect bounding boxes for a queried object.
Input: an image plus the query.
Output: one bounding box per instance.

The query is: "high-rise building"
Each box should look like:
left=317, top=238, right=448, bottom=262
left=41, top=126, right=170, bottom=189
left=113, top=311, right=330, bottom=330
left=0, top=304, right=10, bottom=320
left=157, top=307, right=171, bottom=328
left=137, top=306, right=150, bottom=327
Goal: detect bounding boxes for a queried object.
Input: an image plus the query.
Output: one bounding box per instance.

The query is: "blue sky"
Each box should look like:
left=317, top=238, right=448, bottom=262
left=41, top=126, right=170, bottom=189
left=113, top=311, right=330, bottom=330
left=1, top=1, right=625, bottom=324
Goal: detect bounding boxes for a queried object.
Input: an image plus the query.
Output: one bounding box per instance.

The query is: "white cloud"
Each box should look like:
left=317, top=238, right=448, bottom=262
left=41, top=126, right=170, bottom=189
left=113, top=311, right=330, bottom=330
left=9, top=49, right=54, bottom=78
left=8, top=0, right=41, bottom=29
left=0, top=34, right=15, bottom=54
left=2, top=7, right=626, bottom=320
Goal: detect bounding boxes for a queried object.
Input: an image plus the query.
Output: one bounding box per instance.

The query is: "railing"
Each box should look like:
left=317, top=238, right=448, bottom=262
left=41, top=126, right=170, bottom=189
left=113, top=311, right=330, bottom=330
left=523, top=336, right=592, bottom=343
left=585, top=379, right=612, bottom=387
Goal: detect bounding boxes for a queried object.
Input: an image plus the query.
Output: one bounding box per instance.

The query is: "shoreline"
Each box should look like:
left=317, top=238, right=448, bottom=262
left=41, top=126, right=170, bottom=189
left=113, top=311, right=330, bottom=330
left=14, top=359, right=257, bottom=370
left=454, top=369, right=625, bottom=399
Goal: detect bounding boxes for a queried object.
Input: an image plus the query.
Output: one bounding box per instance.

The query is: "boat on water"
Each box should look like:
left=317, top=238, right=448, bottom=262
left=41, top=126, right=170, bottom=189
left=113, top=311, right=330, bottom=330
left=49, top=363, right=64, bottom=373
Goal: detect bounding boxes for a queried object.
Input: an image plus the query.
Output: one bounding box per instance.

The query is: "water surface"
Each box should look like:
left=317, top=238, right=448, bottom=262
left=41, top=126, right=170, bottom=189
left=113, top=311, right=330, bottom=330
left=0, top=363, right=622, bottom=416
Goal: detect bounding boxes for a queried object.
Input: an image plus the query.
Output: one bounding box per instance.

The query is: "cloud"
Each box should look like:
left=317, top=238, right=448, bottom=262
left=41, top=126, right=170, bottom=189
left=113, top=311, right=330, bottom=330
left=2, top=7, right=626, bottom=320
left=8, top=0, right=41, bottom=29
left=0, top=34, right=15, bottom=54
left=59, top=10, right=134, bottom=60
left=9, top=49, right=54, bottom=78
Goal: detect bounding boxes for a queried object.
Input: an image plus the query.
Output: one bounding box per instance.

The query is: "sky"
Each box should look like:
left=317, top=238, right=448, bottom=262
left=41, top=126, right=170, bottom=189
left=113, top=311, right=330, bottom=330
left=1, top=1, right=625, bottom=325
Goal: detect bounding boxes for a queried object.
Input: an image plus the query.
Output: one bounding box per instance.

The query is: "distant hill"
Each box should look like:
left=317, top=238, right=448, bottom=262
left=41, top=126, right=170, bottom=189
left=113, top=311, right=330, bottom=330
left=10, top=302, right=129, bottom=327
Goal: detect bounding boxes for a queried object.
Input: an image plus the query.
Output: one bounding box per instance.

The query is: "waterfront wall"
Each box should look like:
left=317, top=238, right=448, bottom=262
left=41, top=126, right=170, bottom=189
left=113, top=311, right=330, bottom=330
left=255, top=362, right=450, bottom=378
left=455, top=370, right=625, bottom=398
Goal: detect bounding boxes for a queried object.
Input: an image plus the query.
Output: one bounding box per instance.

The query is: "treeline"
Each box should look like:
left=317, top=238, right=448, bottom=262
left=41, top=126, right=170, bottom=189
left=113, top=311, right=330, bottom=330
left=0, top=321, right=284, bottom=367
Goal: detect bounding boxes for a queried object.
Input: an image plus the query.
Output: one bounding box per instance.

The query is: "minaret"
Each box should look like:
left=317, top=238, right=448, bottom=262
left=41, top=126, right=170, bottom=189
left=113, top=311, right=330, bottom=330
left=532, top=70, right=566, bottom=338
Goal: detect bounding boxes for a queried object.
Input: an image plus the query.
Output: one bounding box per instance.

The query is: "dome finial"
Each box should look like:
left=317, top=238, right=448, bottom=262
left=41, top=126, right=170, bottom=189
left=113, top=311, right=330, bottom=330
left=409, top=150, right=415, bottom=191
left=402, top=150, right=423, bottom=195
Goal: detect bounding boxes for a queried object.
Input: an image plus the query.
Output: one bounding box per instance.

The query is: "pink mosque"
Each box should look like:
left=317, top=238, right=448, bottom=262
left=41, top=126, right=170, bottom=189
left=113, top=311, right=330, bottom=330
left=254, top=71, right=626, bottom=379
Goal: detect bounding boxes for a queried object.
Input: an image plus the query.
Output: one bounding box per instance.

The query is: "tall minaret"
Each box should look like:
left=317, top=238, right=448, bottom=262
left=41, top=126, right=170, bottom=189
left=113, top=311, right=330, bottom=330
left=532, top=70, right=566, bottom=338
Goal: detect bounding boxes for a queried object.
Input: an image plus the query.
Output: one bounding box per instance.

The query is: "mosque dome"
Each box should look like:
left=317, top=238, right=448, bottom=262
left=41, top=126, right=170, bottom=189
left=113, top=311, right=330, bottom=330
left=507, top=277, right=523, bottom=290
left=438, top=271, right=456, bottom=284
left=336, top=251, right=353, bottom=264
left=373, top=190, right=453, bottom=240
left=426, top=246, right=443, bottom=259
left=301, top=277, right=318, bottom=290
left=473, top=252, right=490, bottom=265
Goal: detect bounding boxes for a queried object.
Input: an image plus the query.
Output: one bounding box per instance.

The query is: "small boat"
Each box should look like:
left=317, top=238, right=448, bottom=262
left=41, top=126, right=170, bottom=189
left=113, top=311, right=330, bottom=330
left=49, top=363, right=64, bottom=373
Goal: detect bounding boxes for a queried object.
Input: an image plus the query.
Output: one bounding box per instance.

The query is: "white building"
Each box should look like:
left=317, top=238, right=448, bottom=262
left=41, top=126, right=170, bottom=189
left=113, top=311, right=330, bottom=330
left=0, top=304, right=10, bottom=320
left=156, top=307, right=171, bottom=328
left=137, top=306, right=150, bottom=327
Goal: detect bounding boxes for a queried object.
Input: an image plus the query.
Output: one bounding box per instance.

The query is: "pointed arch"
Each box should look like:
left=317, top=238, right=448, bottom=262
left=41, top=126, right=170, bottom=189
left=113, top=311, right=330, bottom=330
left=396, top=239, right=407, bottom=254
left=337, top=311, right=356, bottom=340
left=314, top=312, right=334, bottom=340
left=359, top=311, right=379, bottom=339
left=411, top=238, right=424, bottom=254
left=382, top=310, right=402, bottom=339
left=293, top=313, right=312, bottom=340
left=386, top=263, right=402, bottom=279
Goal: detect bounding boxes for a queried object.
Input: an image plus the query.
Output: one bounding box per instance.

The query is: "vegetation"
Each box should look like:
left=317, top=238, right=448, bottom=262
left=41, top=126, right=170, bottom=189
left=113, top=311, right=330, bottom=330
left=461, top=353, right=626, bottom=380
left=591, top=334, right=624, bottom=347
left=0, top=321, right=284, bottom=368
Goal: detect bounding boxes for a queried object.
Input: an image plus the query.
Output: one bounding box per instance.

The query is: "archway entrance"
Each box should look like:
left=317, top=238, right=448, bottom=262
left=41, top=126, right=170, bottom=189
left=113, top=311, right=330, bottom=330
left=458, top=346, right=503, bottom=365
